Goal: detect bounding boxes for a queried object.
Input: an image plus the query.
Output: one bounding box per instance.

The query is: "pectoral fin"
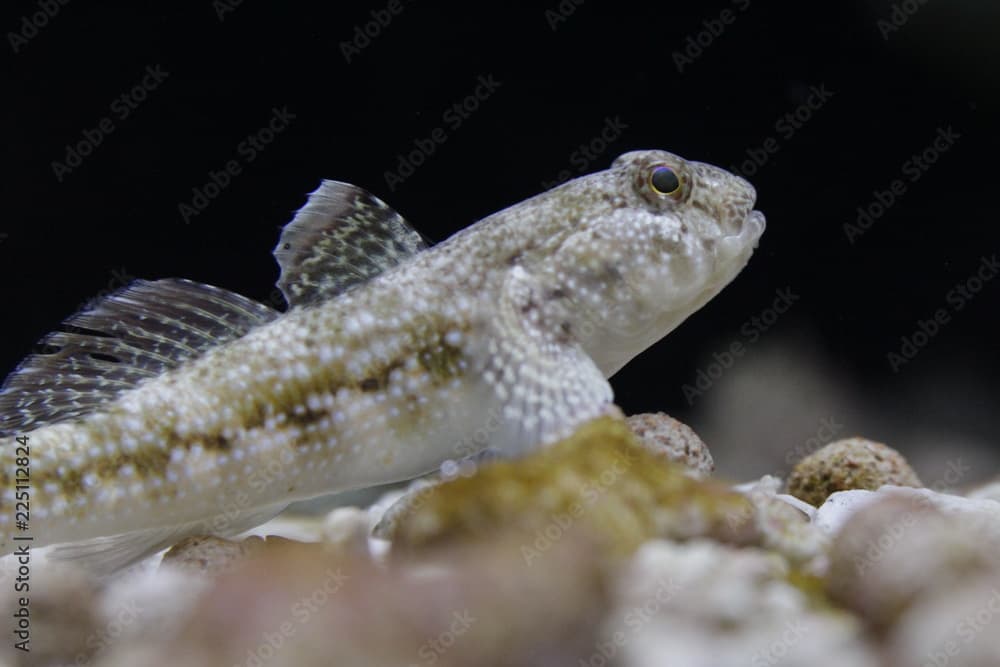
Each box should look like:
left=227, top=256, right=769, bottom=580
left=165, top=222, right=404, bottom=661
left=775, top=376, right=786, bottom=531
left=45, top=502, right=289, bottom=577
left=486, top=266, right=616, bottom=454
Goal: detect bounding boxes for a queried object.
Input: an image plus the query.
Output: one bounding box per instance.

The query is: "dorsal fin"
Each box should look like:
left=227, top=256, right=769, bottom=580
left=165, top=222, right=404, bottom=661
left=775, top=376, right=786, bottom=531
left=0, top=278, right=279, bottom=436
left=274, top=180, right=429, bottom=309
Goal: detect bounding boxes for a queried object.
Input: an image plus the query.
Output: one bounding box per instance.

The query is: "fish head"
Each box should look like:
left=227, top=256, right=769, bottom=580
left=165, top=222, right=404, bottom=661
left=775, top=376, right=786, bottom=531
left=540, top=149, right=766, bottom=376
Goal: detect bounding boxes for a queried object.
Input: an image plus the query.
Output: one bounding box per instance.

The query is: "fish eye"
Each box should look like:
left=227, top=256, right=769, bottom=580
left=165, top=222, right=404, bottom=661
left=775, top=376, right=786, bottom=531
left=649, top=165, right=682, bottom=197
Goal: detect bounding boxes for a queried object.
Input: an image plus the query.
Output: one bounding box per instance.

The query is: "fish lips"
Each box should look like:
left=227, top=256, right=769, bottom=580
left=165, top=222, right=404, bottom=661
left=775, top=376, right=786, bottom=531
left=744, top=209, right=766, bottom=247
left=715, top=208, right=765, bottom=271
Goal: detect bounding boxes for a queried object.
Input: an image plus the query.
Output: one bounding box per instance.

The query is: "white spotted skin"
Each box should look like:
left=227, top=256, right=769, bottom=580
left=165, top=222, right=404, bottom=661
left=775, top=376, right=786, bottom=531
left=0, top=149, right=763, bottom=554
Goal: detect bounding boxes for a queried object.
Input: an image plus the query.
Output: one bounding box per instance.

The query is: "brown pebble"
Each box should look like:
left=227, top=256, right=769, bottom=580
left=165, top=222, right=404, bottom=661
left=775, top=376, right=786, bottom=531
left=786, top=437, right=921, bottom=507
left=625, top=412, right=714, bottom=478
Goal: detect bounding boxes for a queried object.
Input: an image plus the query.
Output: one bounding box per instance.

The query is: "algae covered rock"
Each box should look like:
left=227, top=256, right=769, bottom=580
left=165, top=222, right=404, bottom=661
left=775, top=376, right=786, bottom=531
left=625, top=411, right=714, bottom=478
left=380, top=417, right=757, bottom=558
left=786, top=437, right=921, bottom=507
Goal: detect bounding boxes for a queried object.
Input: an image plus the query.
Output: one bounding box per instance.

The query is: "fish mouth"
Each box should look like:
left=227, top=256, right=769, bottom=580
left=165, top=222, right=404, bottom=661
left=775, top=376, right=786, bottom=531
left=744, top=210, right=766, bottom=245
left=715, top=208, right=766, bottom=264
left=723, top=208, right=765, bottom=244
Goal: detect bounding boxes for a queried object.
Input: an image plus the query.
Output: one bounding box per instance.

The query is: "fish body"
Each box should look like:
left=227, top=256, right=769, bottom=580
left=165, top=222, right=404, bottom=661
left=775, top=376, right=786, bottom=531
left=0, top=150, right=764, bottom=571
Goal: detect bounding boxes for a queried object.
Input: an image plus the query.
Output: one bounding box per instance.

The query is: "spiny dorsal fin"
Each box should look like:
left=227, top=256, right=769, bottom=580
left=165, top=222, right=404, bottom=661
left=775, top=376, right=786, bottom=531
left=0, top=278, right=279, bottom=436
left=274, top=180, right=429, bottom=309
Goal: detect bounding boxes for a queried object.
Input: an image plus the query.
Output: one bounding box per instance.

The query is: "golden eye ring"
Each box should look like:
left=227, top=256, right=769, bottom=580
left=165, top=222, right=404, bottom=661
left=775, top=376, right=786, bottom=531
left=649, top=165, right=682, bottom=197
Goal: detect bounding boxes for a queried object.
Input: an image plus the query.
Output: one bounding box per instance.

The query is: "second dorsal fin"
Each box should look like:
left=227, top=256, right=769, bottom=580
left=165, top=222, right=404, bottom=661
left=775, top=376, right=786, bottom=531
left=0, top=279, right=279, bottom=436
left=273, top=180, right=429, bottom=309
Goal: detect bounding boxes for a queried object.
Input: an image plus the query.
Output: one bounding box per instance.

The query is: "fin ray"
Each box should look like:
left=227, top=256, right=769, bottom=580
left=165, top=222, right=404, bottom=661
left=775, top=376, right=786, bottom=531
left=0, top=278, right=279, bottom=435
left=45, top=502, right=288, bottom=577
left=274, top=180, right=428, bottom=309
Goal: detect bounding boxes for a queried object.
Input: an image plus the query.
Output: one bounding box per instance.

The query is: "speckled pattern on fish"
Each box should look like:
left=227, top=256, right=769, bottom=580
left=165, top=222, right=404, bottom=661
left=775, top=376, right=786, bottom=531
left=0, top=149, right=764, bottom=572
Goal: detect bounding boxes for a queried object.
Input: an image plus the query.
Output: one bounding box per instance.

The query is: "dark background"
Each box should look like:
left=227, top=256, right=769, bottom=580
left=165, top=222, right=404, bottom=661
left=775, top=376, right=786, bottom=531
left=2, top=2, right=998, bottom=483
